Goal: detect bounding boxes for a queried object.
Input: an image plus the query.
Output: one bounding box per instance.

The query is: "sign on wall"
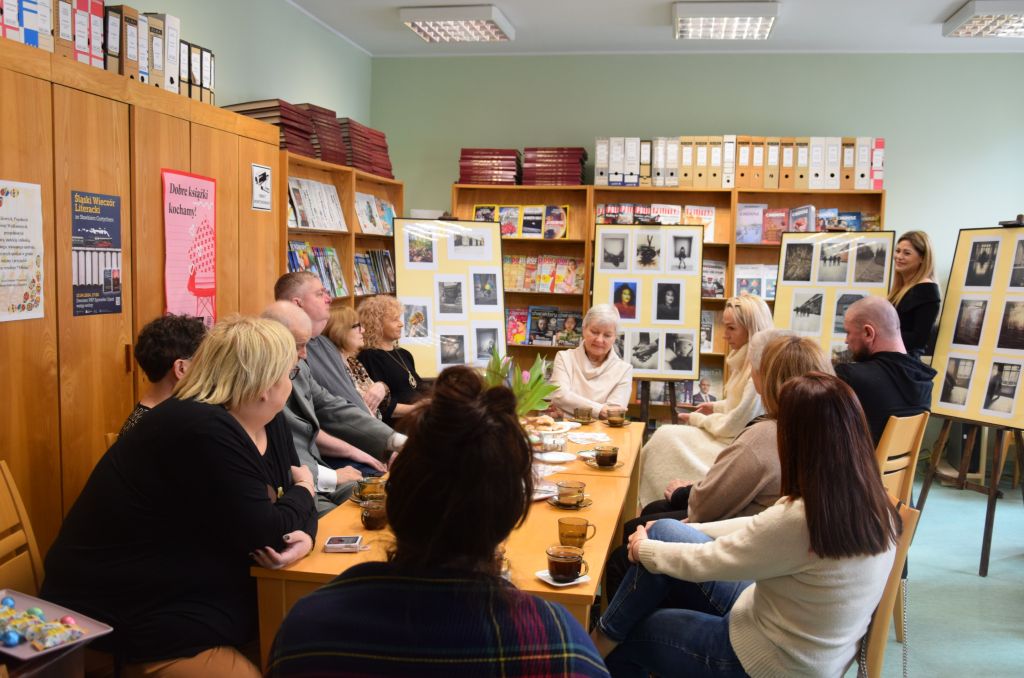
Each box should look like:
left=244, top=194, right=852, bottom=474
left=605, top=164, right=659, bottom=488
left=71, top=190, right=122, bottom=316
left=162, top=170, right=217, bottom=326
left=0, top=181, right=44, bottom=323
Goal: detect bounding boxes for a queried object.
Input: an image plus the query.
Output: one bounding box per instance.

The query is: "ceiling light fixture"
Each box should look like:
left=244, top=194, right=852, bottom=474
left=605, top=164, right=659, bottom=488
left=943, top=0, right=1024, bottom=37
left=673, top=1, right=779, bottom=40
left=400, top=5, right=515, bottom=43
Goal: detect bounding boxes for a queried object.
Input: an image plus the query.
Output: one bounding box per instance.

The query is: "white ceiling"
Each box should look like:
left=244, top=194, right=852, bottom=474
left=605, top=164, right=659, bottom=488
left=289, top=0, right=1024, bottom=57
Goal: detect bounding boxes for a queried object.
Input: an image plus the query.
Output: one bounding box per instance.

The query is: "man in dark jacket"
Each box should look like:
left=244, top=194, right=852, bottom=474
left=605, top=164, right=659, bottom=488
left=836, top=296, right=937, bottom=443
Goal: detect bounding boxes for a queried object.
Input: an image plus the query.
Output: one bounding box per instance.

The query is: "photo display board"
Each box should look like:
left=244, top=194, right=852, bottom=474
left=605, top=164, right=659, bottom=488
left=773, top=231, right=895, bottom=362
left=931, top=226, right=1024, bottom=427
left=394, top=218, right=505, bottom=378
left=592, top=224, right=703, bottom=380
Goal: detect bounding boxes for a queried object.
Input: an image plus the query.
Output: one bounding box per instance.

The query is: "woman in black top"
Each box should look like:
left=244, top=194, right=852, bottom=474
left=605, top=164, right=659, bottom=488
left=889, top=230, right=941, bottom=359
left=358, top=295, right=427, bottom=426
left=41, top=317, right=317, bottom=674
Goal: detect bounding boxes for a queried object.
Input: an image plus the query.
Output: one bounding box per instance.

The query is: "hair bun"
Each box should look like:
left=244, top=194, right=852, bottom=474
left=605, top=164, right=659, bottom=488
left=481, top=385, right=517, bottom=417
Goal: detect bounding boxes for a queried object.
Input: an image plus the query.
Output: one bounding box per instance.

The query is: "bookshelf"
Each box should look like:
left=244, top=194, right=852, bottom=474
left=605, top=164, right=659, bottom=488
left=280, top=152, right=403, bottom=308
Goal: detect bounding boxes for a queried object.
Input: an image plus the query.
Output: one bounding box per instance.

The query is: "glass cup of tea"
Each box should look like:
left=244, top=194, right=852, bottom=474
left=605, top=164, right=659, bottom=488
left=356, top=476, right=386, bottom=501
left=573, top=407, right=594, bottom=424
left=360, top=499, right=387, bottom=530
left=555, top=480, right=586, bottom=506
left=594, top=445, right=619, bottom=467
left=545, top=545, right=589, bottom=583
left=606, top=406, right=626, bottom=427
left=558, top=517, right=597, bottom=548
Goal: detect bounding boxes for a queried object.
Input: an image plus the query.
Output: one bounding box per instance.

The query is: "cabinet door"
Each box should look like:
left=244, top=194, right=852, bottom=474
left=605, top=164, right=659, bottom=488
left=237, top=138, right=280, bottom=314
left=0, top=68, right=62, bottom=551
left=130, top=107, right=190, bottom=397
left=190, top=124, right=239, bottom=317
left=53, top=86, right=134, bottom=512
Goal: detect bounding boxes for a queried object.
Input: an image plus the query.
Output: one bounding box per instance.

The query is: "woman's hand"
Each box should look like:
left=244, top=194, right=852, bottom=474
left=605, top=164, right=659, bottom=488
left=627, top=524, right=649, bottom=563
left=695, top=402, right=715, bottom=415
left=290, top=465, right=315, bottom=497
left=363, top=382, right=388, bottom=412
left=598, top=405, right=609, bottom=419
left=677, top=412, right=691, bottom=424
left=251, top=531, right=313, bottom=570
left=663, top=479, right=692, bottom=502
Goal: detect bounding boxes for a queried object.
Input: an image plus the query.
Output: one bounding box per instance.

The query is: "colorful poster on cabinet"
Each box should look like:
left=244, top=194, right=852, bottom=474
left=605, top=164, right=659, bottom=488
left=395, top=218, right=505, bottom=378
left=71, top=191, right=122, bottom=316
left=0, top=181, right=44, bottom=323
left=592, top=224, right=703, bottom=380
left=772, top=231, right=895, bottom=362
left=931, top=227, right=1024, bottom=427
left=162, top=170, right=217, bottom=327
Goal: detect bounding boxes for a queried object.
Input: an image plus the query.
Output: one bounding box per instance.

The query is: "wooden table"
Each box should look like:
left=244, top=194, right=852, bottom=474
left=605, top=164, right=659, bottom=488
left=252, top=421, right=644, bottom=666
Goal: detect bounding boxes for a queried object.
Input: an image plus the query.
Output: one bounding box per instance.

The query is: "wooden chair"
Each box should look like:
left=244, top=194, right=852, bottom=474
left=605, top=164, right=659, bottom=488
left=0, top=460, right=44, bottom=595
left=874, top=411, right=928, bottom=642
left=105, top=432, right=118, bottom=448
left=858, top=500, right=921, bottom=678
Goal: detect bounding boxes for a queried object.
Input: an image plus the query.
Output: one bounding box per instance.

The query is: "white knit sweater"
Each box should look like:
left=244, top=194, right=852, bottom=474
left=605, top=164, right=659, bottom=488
left=637, top=498, right=895, bottom=678
left=549, top=345, right=633, bottom=418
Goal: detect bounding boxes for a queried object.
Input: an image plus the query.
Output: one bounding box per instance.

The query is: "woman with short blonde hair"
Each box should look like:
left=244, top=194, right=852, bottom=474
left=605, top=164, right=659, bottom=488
left=358, top=296, right=426, bottom=425
left=324, top=306, right=390, bottom=419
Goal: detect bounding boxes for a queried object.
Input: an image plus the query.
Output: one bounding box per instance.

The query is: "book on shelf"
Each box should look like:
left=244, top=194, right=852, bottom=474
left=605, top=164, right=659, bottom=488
left=352, top=249, right=396, bottom=295
left=527, top=306, right=559, bottom=345
left=762, top=208, right=789, bottom=244
left=355, top=192, right=391, bottom=235
left=763, top=264, right=778, bottom=301
left=287, top=199, right=298, bottom=229
left=702, top=259, right=726, bottom=298
left=814, top=207, right=836, bottom=232
left=287, top=240, right=348, bottom=298
left=553, top=310, right=583, bottom=347
left=652, top=204, right=683, bottom=225
left=736, top=203, right=767, bottom=244
left=543, top=205, right=568, bottom=239
left=502, top=255, right=526, bottom=291
left=861, top=213, right=881, bottom=231
left=522, top=255, right=539, bottom=291
left=535, top=255, right=558, bottom=293
left=735, top=264, right=765, bottom=298
left=699, top=366, right=724, bottom=402
left=520, top=206, right=544, bottom=237
left=700, top=310, right=716, bottom=352
left=506, top=307, right=529, bottom=345
left=837, top=211, right=862, bottom=231
left=553, top=257, right=583, bottom=294
left=376, top=197, right=397, bottom=232
left=683, top=205, right=715, bottom=242
left=473, top=204, right=497, bottom=222
left=498, top=205, right=521, bottom=237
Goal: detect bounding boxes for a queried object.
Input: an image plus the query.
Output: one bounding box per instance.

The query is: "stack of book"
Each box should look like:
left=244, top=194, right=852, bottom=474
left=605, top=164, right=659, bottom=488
left=297, top=103, right=347, bottom=165
left=353, top=250, right=397, bottom=296
left=502, top=255, right=584, bottom=294
left=287, top=241, right=348, bottom=298
left=459, top=149, right=521, bottom=185
left=225, top=99, right=317, bottom=158
left=286, top=177, right=347, bottom=232
left=521, top=147, right=587, bottom=185
left=338, top=118, right=394, bottom=179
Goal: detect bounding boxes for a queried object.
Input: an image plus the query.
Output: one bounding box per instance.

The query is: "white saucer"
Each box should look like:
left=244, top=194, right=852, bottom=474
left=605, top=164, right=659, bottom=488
left=535, top=570, right=591, bottom=587
left=533, top=451, right=576, bottom=463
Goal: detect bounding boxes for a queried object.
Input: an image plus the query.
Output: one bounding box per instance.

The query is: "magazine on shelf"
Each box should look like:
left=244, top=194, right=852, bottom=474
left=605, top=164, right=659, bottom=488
left=736, top=203, right=767, bottom=244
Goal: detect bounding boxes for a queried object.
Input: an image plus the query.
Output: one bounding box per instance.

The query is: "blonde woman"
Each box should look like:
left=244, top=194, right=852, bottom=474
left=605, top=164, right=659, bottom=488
left=42, top=316, right=317, bottom=677
left=324, top=306, right=390, bottom=419
left=638, top=295, right=774, bottom=506
left=888, top=230, right=940, bottom=359
left=358, top=295, right=425, bottom=425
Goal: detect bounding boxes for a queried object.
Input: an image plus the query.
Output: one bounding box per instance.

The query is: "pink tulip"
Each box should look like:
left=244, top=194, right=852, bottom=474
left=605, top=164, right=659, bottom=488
left=521, top=370, right=531, bottom=384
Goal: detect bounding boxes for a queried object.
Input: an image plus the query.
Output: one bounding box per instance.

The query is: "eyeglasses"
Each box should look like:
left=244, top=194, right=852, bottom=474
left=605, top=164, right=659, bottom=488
left=289, top=364, right=301, bottom=380
left=351, top=323, right=362, bottom=330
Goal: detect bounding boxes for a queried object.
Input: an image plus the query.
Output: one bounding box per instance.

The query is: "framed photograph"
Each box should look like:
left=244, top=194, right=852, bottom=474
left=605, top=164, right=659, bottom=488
left=833, top=293, right=866, bottom=334
left=472, top=322, right=503, bottom=365
left=662, top=330, right=697, bottom=375
left=996, top=298, right=1024, bottom=353
left=401, top=297, right=432, bottom=343
left=628, top=331, right=660, bottom=372
left=939, top=355, right=975, bottom=409
left=470, top=266, right=502, bottom=312
left=614, top=332, right=626, bottom=360
left=816, top=240, right=850, bottom=285
left=1011, top=236, right=1024, bottom=288
left=667, top=234, right=697, bottom=274
left=598, top=231, right=629, bottom=271
left=653, top=281, right=684, bottom=323
left=634, top=230, right=663, bottom=272
left=437, top=329, right=468, bottom=368
left=964, top=238, right=1000, bottom=289
left=980, top=360, right=1022, bottom=416
left=951, top=297, right=989, bottom=348
left=404, top=229, right=437, bottom=270
left=790, top=291, right=823, bottom=335
left=611, top=280, right=640, bottom=321
left=782, top=242, right=814, bottom=283
left=853, top=239, right=890, bottom=285
left=446, top=225, right=493, bottom=261
left=435, top=274, right=466, bottom=321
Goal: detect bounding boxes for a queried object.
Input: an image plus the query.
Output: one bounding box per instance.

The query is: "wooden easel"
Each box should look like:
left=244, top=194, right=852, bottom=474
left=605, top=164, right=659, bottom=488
left=918, top=416, right=1024, bottom=576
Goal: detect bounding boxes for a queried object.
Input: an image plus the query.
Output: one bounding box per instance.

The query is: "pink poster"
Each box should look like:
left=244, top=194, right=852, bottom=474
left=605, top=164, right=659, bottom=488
left=162, top=170, right=217, bottom=326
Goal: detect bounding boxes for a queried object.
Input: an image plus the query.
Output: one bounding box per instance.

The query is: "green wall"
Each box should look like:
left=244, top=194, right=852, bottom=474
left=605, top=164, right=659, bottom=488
left=371, top=53, right=1024, bottom=284
left=139, top=0, right=372, bottom=120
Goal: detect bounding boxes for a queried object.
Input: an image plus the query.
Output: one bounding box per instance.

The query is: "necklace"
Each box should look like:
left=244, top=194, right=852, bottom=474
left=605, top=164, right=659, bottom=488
left=383, top=345, right=417, bottom=388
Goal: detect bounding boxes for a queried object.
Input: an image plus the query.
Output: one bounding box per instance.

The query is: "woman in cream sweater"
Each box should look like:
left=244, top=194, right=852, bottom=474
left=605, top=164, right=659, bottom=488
left=638, top=295, right=773, bottom=504
left=550, top=304, right=633, bottom=419
left=594, top=373, right=900, bottom=678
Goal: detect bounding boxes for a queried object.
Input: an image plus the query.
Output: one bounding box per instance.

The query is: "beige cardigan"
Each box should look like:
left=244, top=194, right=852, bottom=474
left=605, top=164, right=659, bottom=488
left=549, top=345, right=633, bottom=418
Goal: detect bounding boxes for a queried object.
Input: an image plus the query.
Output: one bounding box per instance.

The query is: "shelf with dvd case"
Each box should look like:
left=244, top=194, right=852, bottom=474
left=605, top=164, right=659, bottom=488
left=280, top=151, right=403, bottom=308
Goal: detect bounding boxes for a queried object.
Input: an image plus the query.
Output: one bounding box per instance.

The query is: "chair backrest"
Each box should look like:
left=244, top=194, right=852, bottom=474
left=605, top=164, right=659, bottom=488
left=861, top=499, right=920, bottom=678
left=105, top=432, right=119, bottom=448
left=0, top=460, right=44, bottom=595
left=874, top=412, right=929, bottom=504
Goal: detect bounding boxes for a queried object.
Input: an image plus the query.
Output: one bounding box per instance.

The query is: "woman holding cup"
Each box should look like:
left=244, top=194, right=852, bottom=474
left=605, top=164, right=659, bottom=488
left=269, top=366, right=609, bottom=677
left=550, top=304, right=633, bottom=420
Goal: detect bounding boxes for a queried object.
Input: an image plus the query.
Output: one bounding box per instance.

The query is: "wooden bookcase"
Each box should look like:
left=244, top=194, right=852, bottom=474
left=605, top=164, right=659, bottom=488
left=279, top=152, right=403, bottom=309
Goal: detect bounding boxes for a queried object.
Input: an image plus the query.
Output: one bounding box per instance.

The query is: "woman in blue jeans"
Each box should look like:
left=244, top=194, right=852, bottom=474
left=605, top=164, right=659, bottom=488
left=593, top=373, right=902, bottom=678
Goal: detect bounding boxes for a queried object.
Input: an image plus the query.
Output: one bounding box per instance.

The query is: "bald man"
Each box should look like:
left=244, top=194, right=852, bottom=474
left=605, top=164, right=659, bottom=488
left=262, top=302, right=403, bottom=514
left=837, top=296, right=936, bottom=443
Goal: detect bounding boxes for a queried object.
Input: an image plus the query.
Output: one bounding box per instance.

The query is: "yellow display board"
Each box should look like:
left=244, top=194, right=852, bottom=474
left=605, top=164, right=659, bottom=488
left=931, top=227, right=1024, bottom=427
left=773, top=231, right=895, bottom=362
left=592, top=224, right=703, bottom=380
left=394, top=218, right=505, bottom=378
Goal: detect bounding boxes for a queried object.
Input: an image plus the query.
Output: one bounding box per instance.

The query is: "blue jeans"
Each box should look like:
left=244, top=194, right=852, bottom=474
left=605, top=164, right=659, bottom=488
left=598, top=520, right=752, bottom=678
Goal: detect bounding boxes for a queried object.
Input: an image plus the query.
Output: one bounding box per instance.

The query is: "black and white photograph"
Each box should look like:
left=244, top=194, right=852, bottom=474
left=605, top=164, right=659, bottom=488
left=816, top=241, right=850, bottom=284
left=599, top=231, right=629, bottom=271
left=405, top=229, right=437, bottom=270
left=782, top=242, right=814, bottom=283
left=964, top=239, right=999, bottom=288
left=447, top=225, right=493, bottom=261
left=790, top=291, right=823, bottom=334
left=614, top=332, right=625, bottom=359
left=668, top=234, right=696, bottom=273
left=853, top=239, right=890, bottom=285
left=833, top=293, right=866, bottom=333
left=1011, top=237, right=1024, bottom=288
left=629, top=331, right=659, bottom=371
left=951, top=297, right=988, bottom=347
left=438, top=332, right=467, bottom=366
left=654, top=282, right=683, bottom=322
left=981, top=361, right=1022, bottom=415
left=996, top=299, right=1024, bottom=352
left=470, top=268, right=500, bottom=311
left=402, top=298, right=431, bottom=341
left=473, top=325, right=501, bottom=363
left=663, top=330, right=696, bottom=373
left=435, top=274, right=466, bottom=320
left=634, top=230, right=662, bottom=271
left=939, top=355, right=975, bottom=408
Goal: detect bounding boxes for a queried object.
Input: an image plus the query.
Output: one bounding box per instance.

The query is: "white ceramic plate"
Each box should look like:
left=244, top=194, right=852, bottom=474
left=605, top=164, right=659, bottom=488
left=533, top=451, right=576, bottom=463
left=527, top=422, right=574, bottom=435
left=535, top=570, right=591, bottom=587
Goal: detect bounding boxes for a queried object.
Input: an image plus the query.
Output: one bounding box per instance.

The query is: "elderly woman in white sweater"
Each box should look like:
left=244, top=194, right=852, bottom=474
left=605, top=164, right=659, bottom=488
left=638, top=295, right=773, bottom=505
left=549, top=304, right=633, bottom=419
left=593, top=373, right=900, bottom=678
